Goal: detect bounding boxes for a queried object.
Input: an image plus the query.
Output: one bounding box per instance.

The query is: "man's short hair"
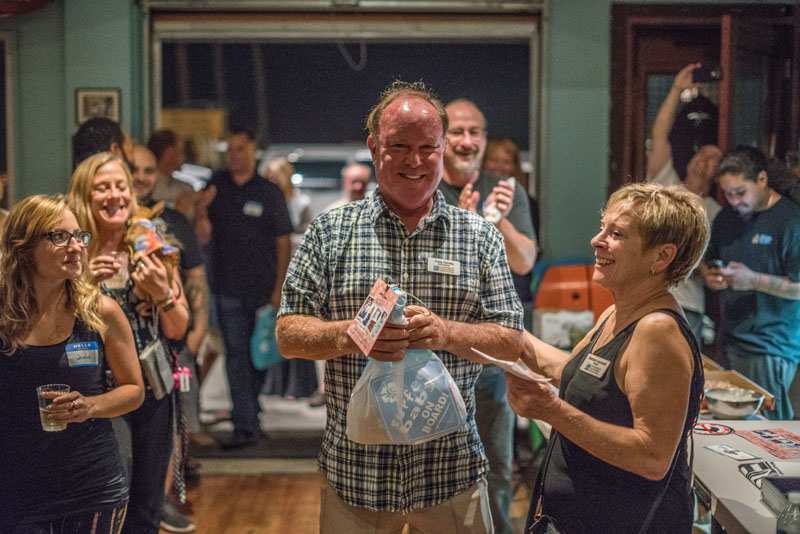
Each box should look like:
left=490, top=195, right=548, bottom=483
left=147, top=129, right=178, bottom=161
left=366, top=80, right=448, bottom=142
left=717, top=145, right=768, bottom=182
left=606, top=183, right=709, bottom=287
left=229, top=128, right=257, bottom=142
left=72, top=117, right=124, bottom=169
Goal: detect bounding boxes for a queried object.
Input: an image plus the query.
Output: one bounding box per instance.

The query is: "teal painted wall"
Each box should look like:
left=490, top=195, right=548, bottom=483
left=541, top=0, right=610, bottom=259
left=1, top=0, right=142, bottom=201
left=0, top=1, right=66, bottom=199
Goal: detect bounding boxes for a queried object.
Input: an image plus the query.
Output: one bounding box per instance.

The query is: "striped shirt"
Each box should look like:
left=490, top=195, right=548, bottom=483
left=279, top=189, right=522, bottom=511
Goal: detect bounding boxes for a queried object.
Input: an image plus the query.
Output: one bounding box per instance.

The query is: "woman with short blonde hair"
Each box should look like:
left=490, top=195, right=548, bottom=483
left=509, top=183, right=706, bottom=533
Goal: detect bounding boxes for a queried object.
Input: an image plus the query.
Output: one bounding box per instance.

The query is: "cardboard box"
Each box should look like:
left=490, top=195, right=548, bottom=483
left=701, top=354, right=724, bottom=372
left=704, top=369, right=775, bottom=411
left=532, top=309, right=594, bottom=349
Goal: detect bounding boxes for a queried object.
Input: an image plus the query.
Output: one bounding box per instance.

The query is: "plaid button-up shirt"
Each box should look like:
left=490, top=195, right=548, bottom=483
left=279, top=189, right=522, bottom=512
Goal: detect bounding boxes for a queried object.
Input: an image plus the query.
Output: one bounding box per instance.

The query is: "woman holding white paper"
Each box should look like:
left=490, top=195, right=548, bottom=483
left=0, top=195, right=142, bottom=533
left=507, top=183, right=707, bottom=534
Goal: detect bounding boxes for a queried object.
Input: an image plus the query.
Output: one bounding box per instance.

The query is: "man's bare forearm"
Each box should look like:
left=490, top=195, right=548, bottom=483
left=497, top=218, right=536, bottom=275
left=756, top=273, right=800, bottom=300
left=276, top=314, right=357, bottom=360
left=184, top=266, right=210, bottom=353
left=445, top=320, right=523, bottom=363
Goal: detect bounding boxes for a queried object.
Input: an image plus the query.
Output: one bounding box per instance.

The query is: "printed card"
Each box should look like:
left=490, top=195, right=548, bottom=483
left=347, top=279, right=399, bottom=356
left=737, top=428, right=800, bottom=460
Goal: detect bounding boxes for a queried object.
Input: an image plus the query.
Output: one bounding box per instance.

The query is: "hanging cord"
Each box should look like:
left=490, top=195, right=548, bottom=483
left=171, top=345, right=189, bottom=505
left=337, top=41, right=367, bottom=71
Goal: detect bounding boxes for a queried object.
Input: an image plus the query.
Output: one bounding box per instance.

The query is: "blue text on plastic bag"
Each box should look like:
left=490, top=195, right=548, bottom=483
left=346, top=287, right=467, bottom=445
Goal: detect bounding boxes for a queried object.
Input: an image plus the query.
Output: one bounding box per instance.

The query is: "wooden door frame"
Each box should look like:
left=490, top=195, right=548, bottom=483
left=610, top=3, right=795, bottom=195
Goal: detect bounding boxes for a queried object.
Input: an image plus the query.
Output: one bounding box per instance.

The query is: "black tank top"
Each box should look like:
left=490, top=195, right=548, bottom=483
left=540, top=309, right=703, bottom=534
left=0, top=318, right=128, bottom=527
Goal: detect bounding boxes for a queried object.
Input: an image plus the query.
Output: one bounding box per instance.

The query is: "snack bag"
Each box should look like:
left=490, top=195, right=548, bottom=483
left=124, top=202, right=180, bottom=275
left=346, top=287, right=467, bottom=445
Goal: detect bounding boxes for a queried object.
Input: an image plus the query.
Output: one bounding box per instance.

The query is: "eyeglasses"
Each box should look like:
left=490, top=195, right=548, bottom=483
left=43, top=230, right=92, bottom=247
left=446, top=127, right=485, bottom=139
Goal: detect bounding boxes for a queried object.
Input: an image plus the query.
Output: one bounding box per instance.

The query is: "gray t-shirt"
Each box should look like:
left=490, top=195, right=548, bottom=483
left=438, top=172, right=536, bottom=242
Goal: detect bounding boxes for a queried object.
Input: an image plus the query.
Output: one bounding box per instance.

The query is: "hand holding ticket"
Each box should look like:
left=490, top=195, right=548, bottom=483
left=470, top=347, right=551, bottom=383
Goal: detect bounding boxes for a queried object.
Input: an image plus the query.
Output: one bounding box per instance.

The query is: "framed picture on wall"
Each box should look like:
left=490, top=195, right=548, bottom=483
left=75, top=88, right=121, bottom=125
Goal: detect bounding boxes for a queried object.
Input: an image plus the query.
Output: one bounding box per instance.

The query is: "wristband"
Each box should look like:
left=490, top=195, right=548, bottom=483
left=156, top=288, right=175, bottom=309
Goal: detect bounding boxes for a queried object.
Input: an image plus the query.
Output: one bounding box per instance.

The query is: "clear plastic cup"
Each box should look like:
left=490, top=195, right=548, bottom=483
left=482, top=177, right=516, bottom=224
left=36, top=383, right=70, bottom=432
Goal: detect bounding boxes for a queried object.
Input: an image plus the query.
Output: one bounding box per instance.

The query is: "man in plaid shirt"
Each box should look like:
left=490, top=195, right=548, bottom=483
left=277, top=81, right=523, bottom=534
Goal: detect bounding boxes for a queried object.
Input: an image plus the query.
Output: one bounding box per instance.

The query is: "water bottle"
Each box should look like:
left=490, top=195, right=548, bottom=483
left=482, top=177, right=515, bottom=224
left=778, top=492, right=800, bottom=533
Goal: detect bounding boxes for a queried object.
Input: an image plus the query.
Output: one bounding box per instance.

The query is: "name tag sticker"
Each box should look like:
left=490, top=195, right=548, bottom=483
left=579, top=353, right=611, bottom=379
left=427, top=257, right=461, bottom=276
left=243, top=201, right=263, bottom=217
left=65, top=341, right=99, bottom=367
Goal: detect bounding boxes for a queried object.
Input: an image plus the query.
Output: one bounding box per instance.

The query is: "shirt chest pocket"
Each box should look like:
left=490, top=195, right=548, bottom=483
left=428, top=273, right=481, bottom=319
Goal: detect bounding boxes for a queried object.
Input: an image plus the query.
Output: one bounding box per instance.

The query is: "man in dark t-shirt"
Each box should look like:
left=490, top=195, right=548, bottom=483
left=704, top=146, right=800, bottom=420
left=196, top=129, right=292, bottom=448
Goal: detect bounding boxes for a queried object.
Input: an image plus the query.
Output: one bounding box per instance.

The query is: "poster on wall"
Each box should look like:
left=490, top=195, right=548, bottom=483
left=75, top=88, right=121, bottom=125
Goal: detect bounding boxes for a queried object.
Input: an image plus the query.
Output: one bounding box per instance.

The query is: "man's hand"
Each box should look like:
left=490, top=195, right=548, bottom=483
left=721, top=261, right=758, bottom=291
left=367, top=323, right=409, bottom=362
left=174, top=190, right=197, bottom=218
left=702, top=264, right=728, bottom=290
left=458, top=183, right=479, bottom=212
left=405, top=305, right=449, bottom=351
left=485, top=180, right=515, bottom=219
left=673, top=63, right=700, bottom=93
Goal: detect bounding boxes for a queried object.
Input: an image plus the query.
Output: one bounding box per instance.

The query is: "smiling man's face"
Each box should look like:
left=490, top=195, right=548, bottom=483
left=368, top=95, right=445, bottom=219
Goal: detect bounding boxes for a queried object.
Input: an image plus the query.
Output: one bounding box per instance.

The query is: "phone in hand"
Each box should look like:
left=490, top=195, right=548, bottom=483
left=707, top=259, right=726, bottom=269
left=693, top=65, right=722, bottom=83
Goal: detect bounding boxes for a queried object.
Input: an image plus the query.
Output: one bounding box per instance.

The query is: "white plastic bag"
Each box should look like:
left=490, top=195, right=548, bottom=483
left=346, top=287, right=467, bottom=445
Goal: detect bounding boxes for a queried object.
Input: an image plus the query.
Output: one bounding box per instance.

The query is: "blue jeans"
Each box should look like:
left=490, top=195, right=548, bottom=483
left=216, top=293, right=267, bottom=436
left=474, top=365, right=514, bottom=534
left=725, top=347, right=798, bottom=420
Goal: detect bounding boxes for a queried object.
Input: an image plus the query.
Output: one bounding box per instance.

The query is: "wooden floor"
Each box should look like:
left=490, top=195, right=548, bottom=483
left=161, top=470, right=532, bottom=534
left=165, top=473, right=326, bottom=534
left=162, top=471, right=711, bottom=534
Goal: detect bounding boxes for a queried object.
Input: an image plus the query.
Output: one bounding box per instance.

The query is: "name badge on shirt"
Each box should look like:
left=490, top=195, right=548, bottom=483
left=65, top=341, right=100, bottom=367
left=243, top=201, right=263, bottom=217
left=579, top=353, right=611, bottom=379
left=427, top=257, right=461, bottom=276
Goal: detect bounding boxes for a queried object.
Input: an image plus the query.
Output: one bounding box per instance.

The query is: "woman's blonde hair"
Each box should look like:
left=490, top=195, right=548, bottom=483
left=0, top=195, right=104, bottom=354
left=67, top=152, right=139, bottom=258
left=606, top=183, right=709, bottom=286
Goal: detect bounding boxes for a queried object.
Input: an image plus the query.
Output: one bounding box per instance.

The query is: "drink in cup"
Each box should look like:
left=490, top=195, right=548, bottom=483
left=36, top=384, right=70, bottom=432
